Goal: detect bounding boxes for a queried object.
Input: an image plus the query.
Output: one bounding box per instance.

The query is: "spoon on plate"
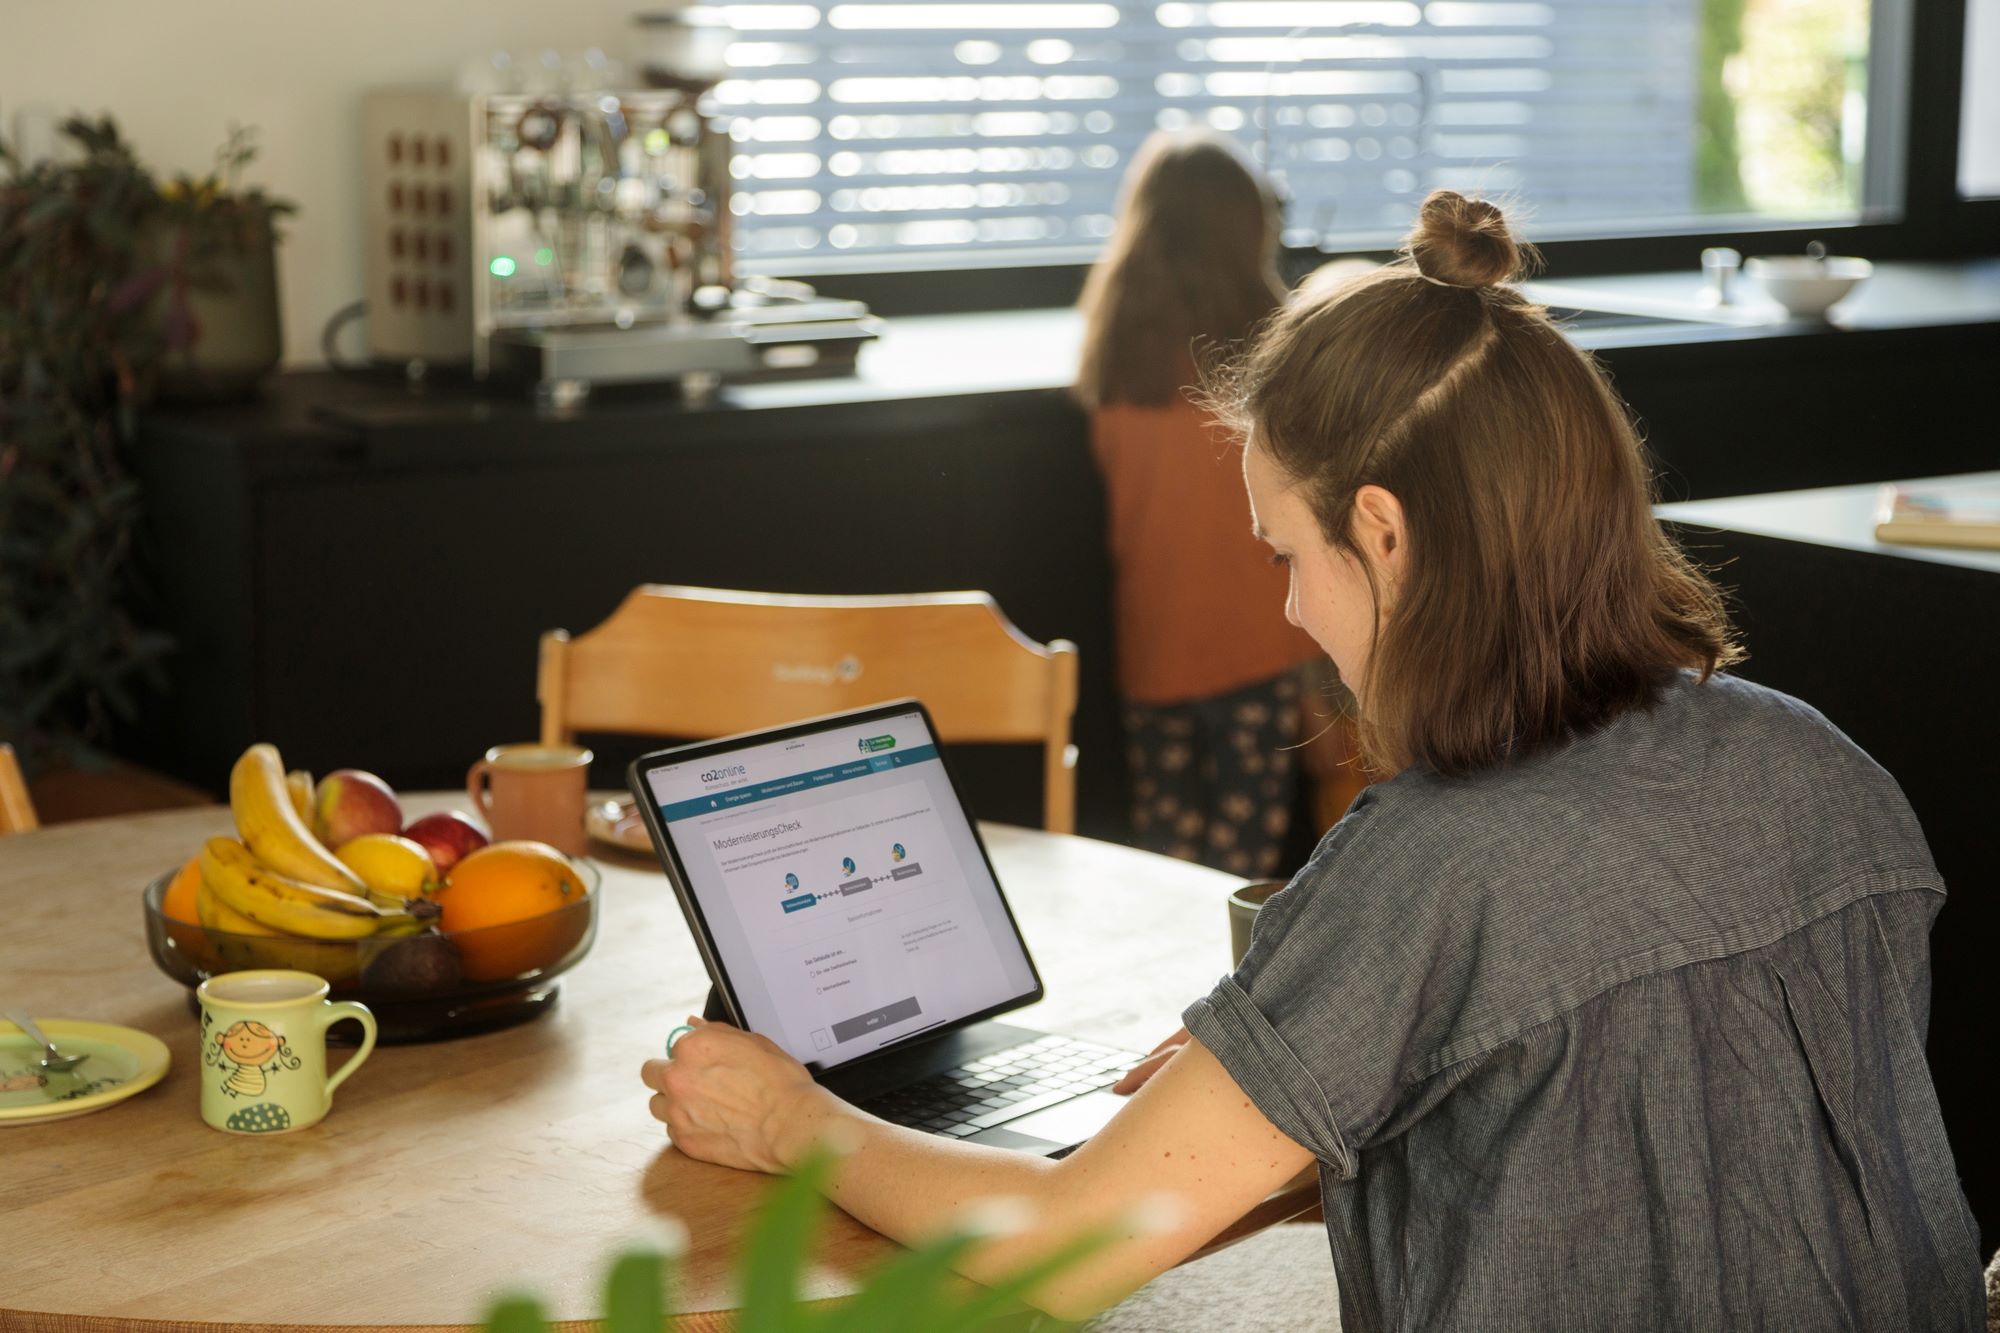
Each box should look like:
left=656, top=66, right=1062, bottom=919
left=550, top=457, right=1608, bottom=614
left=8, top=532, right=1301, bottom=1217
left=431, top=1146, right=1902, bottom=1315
left=2, top=1008, right=88, bottom=1073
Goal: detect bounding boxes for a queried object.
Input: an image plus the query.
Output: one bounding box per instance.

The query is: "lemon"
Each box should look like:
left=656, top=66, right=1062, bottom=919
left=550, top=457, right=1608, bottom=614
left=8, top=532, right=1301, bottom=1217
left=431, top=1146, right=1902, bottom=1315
left=335, top=833, right=437, bottom=902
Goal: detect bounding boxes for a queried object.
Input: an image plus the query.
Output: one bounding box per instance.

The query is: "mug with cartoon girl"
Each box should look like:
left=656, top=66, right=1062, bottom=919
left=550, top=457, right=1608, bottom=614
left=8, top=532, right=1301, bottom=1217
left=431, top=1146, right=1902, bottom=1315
left=206, top=1019, right=301, bottom=1098
left=195, top=971, right=376, bottom=1135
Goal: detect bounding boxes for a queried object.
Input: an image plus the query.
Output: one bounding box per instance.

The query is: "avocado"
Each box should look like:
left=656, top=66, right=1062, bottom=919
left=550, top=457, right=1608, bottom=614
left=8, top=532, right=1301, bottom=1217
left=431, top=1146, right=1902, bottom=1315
left=361, top=930, right=464, bottom=995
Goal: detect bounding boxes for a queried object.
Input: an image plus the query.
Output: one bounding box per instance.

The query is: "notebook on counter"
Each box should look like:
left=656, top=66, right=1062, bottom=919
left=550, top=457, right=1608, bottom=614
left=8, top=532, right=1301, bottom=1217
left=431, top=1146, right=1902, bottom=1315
left=1873, top=482, right=2000, bottom=551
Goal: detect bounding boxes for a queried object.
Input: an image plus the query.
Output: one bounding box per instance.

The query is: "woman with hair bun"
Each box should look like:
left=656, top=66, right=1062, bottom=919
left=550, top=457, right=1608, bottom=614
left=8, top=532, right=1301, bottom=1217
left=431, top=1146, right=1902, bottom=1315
left=641, top=192, right=1982, bottom=1329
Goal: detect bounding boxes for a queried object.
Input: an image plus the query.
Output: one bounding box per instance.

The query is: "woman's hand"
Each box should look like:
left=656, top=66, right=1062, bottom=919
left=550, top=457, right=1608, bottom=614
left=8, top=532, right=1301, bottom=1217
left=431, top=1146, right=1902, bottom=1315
left=1111, top=1025, right=1190, bottom=1094
left=639, top=1017, right=838, bottom=1174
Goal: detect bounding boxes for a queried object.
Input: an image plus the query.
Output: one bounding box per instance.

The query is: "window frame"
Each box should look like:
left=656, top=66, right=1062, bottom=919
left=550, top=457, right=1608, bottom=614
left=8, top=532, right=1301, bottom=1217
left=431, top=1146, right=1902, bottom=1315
left=733, top=0, right=1994, bottom=317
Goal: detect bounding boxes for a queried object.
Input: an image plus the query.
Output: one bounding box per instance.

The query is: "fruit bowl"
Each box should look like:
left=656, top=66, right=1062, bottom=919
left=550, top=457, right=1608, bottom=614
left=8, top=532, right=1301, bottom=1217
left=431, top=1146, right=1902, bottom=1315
left=142, top=861, right=599, bottom=1043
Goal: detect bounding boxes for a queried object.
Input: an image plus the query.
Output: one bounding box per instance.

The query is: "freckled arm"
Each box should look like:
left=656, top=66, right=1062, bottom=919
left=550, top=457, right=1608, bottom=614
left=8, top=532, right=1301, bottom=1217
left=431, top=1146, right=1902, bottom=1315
left=791, top=1037, right=1316, bottom=1319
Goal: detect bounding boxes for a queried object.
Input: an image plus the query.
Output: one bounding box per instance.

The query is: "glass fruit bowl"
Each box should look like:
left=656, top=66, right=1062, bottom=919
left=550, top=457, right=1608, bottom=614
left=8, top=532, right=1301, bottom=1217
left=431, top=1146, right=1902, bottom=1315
left=141, top=861, right=599, bottom=1043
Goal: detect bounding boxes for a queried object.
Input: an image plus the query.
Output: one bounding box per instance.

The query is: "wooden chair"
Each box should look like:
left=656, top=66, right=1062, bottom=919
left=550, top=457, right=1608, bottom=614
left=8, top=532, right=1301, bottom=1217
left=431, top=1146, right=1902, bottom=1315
left=0, top=743, right=39, bottom=835
left=539, top=586, right=1080, bottom=833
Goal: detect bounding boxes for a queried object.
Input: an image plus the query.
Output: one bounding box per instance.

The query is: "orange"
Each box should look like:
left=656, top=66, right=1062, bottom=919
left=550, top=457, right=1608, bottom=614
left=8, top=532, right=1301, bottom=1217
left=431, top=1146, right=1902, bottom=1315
left=158, top=855, right=222, bottom=975
left=162, top=856, right=203, bottom=924
left=434, top=841, right=590, bottom=980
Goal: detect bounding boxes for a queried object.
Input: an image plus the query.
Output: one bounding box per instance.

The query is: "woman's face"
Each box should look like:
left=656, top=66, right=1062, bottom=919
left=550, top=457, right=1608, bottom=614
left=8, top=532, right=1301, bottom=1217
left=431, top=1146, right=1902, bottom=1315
left=1243, top=440, right=1389, bottom=702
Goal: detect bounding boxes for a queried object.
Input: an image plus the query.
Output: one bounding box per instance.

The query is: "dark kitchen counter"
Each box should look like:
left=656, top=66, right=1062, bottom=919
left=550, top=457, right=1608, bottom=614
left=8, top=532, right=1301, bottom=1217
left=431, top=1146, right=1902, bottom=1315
left=125, top=258, right=2000, bottom=840
left=150, top=258, right=2000, bottom=482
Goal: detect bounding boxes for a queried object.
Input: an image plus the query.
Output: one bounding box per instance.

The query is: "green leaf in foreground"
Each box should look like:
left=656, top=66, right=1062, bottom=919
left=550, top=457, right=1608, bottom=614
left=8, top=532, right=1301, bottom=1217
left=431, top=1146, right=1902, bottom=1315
left=603, top=1247, right=673, bottom=1333
left=482, top=1294, right=552, bottom=1333
left=942, top=1221, right=1122, bottom=1330
left=811, top=1229, right=986, bottom=1333
left=481, top=1143, right=1120, bottom=1333
left=736, top=1147, right=835, bottom=1333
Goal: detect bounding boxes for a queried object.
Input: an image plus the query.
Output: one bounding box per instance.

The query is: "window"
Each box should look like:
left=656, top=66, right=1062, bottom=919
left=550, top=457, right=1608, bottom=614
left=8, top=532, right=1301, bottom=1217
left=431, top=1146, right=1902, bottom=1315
left=1961, top=0, right=2000, bottom=197
left=707, top=0, right=1906, bottom=269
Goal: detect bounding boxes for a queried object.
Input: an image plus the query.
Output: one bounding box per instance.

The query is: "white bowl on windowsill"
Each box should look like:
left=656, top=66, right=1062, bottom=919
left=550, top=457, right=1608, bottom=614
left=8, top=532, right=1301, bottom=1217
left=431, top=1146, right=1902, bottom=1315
left=1743, top=255, right=1873, bottom=320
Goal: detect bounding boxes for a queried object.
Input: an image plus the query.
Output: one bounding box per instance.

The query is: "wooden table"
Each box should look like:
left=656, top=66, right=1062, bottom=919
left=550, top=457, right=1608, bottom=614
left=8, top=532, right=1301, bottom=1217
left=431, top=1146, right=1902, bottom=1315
left=0, top=800, right=1305, bottom=1331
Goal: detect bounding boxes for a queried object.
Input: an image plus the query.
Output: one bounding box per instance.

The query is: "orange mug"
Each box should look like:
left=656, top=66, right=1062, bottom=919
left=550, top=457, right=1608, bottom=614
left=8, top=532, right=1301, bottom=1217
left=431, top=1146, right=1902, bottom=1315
left=467, top=743, right=593, bottom=855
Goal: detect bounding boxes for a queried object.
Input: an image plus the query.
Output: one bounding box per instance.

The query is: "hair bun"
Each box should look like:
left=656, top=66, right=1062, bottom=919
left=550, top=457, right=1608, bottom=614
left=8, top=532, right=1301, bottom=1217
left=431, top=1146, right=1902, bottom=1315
left=1406, top=191, right=1523, bottom=289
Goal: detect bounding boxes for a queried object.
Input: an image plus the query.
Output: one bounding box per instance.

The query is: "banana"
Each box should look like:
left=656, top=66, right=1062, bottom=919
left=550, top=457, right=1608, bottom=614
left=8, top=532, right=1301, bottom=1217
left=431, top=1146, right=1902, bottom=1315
left=202, top=836, right=441, bottom=942
left=200, top=837, right=385, bottom=940
left=197, top=876, right=365, bottom=981
left=197, top=877, right=279, bottom=937
left=285, top=769, right=315, bottom=824
left=198, top=877, right=283, bottom=969
left=374, top=913, right=434, bottom=939
left=230, top=744, right=369, bottom=897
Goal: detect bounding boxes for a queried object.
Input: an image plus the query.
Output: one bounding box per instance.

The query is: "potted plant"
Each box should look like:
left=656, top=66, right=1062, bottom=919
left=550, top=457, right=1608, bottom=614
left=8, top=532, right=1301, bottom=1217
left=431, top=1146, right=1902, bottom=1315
left=483, top=1147, right=1114, bottom=1332
left=0, top=116, right=292, bottom=775
left=152, top=124, right=294, bottom=401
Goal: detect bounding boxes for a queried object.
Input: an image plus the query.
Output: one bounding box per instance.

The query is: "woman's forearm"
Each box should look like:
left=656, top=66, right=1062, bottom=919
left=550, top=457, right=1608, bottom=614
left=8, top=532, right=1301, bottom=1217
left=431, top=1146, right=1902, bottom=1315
left=788, top=1097, right=1144, bottom=1313
left=643, top=1023, right=1305, bottom=1314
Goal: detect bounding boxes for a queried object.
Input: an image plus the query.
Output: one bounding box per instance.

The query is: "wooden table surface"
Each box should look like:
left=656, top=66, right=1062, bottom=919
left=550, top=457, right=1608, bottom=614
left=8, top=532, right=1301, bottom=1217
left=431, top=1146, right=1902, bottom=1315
left=0, top=798, right=1280, bottom=1331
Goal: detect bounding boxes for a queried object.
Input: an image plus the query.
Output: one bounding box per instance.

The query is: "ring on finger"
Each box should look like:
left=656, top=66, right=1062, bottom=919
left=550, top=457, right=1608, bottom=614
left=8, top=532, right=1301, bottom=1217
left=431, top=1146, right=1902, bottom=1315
left=665, top=1024, right=696, bottom=1057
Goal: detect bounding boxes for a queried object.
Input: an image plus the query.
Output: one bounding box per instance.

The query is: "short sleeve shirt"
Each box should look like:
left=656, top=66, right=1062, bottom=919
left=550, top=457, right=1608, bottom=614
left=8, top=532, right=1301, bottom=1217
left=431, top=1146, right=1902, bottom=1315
left=1183, top=673, right=1983, bottom=1332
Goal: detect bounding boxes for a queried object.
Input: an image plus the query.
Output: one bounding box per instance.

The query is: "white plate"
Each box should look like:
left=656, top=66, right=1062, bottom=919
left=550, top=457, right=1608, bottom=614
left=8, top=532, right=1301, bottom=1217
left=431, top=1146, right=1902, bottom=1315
left=585, top=795, right=654, bottom=854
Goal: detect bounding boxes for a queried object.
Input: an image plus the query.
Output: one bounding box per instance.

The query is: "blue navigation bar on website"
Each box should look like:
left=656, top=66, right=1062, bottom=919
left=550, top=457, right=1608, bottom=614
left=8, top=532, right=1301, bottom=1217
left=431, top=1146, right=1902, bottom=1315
left=657, top=744, right=941, bottom=822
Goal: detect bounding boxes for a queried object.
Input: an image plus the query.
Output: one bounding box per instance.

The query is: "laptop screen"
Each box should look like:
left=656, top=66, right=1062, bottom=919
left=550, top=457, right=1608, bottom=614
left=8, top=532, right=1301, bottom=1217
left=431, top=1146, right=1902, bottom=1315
left=640, top=706, right=1041, bottom=1070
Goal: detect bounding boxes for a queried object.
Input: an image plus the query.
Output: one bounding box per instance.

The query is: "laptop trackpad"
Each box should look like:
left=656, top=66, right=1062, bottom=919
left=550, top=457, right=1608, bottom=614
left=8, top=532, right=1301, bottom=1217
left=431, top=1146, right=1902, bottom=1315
left=967, top=1090, right=1126, bottom=1154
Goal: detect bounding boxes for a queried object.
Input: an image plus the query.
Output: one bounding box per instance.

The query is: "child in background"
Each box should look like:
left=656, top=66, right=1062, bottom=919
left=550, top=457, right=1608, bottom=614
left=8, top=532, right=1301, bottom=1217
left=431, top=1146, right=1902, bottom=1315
left=1075, top=130, right=1319, bottom=876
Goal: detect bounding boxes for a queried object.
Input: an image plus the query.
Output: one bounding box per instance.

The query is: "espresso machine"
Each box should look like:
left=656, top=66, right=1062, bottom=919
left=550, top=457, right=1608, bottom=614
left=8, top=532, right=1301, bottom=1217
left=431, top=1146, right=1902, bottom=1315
left=360, top=81, right=877, bottom=396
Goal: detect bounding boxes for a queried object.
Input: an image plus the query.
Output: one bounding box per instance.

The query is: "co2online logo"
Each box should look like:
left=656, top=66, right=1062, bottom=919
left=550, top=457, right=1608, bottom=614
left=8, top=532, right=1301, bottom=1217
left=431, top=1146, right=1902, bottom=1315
left=772, top=656, right=863, bottom=686
left=699, top=765, right=747, bottom=785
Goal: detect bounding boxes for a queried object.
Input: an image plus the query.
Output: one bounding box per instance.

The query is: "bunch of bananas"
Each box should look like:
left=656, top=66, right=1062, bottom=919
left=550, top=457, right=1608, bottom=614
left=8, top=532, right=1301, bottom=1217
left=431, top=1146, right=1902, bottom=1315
left=200, top=744, right=438, bottom=942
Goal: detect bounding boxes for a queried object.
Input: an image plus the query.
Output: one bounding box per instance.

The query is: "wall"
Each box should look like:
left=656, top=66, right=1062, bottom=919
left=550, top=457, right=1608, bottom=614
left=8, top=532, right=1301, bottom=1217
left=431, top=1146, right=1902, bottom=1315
left=0, top=1, right=640, bottom=366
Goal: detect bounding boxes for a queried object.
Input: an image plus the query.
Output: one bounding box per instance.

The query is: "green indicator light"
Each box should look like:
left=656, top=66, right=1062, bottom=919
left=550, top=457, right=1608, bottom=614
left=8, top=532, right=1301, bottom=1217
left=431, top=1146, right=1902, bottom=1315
left=489, top=255, right=517, bottom=278
left=534, top=247, right=554, bottom=266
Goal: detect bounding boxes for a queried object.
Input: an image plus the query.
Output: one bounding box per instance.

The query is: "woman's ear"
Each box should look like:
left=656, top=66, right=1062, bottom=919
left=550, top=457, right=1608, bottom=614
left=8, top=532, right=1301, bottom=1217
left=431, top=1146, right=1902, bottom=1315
left=1351, top=485, right=1407, bottom=579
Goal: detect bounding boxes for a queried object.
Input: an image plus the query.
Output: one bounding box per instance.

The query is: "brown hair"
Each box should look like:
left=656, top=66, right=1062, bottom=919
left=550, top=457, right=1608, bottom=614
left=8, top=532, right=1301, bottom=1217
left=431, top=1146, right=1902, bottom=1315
left=1074, top=130, right=1285, bottom=410
left=1209, top=190, right=1739, bottom=777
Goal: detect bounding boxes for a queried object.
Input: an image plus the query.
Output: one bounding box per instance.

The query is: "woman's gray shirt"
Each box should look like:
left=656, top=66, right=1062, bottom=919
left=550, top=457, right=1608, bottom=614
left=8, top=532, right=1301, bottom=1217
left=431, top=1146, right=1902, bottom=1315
left=1183, top=673, right=1982, bottom=1331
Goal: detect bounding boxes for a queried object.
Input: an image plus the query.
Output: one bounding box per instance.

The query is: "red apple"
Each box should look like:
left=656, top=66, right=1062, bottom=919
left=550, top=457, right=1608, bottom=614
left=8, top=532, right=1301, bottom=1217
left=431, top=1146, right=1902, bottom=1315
left=314, top=769, right=403, bottom=848
left=403, top=810, right=489, bottom=876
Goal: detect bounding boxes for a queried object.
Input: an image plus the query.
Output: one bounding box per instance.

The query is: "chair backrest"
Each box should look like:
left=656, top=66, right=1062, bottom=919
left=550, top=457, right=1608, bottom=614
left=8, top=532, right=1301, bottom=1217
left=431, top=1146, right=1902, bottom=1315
left=0, top=743, right=39, bottom=836
left=539, top=586, right=1080, bottom=832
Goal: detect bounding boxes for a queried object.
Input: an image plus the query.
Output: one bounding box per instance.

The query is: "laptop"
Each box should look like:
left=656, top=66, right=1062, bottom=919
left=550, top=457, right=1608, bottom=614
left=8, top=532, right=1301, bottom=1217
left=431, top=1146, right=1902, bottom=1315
left=626, top=699, right=1139, bottom=1156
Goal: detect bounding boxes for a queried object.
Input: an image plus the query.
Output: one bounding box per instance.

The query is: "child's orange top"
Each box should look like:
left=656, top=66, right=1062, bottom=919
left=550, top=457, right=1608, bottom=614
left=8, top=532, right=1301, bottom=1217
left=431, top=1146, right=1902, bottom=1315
left=1092, top=400, right=1320, bottom=703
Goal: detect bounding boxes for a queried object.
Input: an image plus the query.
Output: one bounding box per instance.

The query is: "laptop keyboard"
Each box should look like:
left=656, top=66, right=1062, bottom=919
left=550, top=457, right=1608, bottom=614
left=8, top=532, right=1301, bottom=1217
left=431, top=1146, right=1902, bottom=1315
left=856, top=1034, right=1140, bottom=1138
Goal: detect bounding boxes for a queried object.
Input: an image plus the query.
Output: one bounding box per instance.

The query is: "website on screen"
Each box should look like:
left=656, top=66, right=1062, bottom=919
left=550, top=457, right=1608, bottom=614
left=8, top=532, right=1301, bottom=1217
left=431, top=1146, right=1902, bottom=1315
left=648, top=711, right=1037, bottom=1066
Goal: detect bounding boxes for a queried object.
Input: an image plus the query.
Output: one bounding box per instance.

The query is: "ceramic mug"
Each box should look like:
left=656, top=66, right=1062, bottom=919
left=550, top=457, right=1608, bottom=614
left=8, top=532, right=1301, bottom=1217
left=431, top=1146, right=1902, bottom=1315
left=197, top=970, right=376, bottom=1135
left=468, top=743, right=593, bottom=855
left=1228, top=880, right=1288, bottom=969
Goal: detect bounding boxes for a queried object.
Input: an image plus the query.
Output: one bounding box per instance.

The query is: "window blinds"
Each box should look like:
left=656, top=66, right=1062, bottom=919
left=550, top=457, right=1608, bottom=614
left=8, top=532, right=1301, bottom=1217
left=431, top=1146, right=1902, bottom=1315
left=710, top=0, right=1701, bottom=265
